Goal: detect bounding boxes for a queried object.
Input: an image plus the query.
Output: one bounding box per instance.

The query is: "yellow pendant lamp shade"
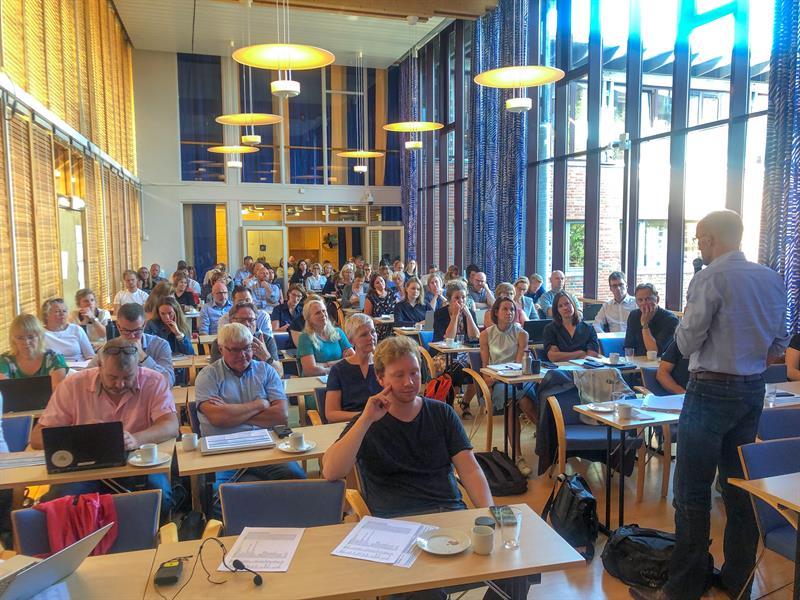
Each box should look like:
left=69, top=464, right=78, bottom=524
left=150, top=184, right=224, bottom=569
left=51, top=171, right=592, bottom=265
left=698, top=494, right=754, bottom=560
left=232, top=43, right=335, bottom=71
left=474, top=65, right=564, bottom=88
left=215, top=113, right=282, bottom=126
left=336, top=150, right=385, bottom=158
left=207, top=145, right=259, bottom=154
left=383, top=121, right=444, bottom=133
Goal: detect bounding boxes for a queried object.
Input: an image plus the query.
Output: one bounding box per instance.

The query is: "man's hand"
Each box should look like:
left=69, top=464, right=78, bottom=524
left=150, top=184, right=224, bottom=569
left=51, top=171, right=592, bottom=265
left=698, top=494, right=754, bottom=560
left=252, top=337, right=269, bottom=361
left=123, top=431, right=139, bottom=451
left=640, top=302, right=657, bottom=326
left=361, top=386, right=392, bottom=424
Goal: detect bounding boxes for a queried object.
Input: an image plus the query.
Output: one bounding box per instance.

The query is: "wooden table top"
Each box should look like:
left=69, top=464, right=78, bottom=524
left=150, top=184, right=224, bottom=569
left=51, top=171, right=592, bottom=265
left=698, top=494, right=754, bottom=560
left=0, top=440, right=175, bottom=490
left=429, top=341, right=481, bottom=354
left=43, top=548, right=157, bottom=599
left=182, top=377, right=326, bottom=406
left=573, top=398, right=680, bottom=431
left=175, top=422, right=345, bottom=476
left=729, top=472, right=800, bottom=514
left=142, top=503, right=584, bottom=600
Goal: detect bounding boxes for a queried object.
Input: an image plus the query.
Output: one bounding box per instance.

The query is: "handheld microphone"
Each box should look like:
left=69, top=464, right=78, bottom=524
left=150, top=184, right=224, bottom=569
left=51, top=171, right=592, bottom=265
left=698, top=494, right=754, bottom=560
left=693, top=257, right=704, bottom=274
left=232, top=559, right=263, bottom=586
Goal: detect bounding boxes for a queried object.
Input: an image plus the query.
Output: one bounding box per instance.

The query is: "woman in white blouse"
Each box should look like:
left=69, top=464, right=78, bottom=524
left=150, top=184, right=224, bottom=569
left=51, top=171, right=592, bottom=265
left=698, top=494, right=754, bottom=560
left=42, top=297, right=95, bottom=362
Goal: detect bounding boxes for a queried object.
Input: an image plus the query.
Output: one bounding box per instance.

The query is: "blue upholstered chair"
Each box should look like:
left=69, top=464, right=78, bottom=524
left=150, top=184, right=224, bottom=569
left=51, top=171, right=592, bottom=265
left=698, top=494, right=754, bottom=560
left=639, top=367, right=670, bottom=397
left=12, top=490, right=166, bottom=555
left=582, top=303, right=603, bottom=322
left=314, top=387, right=328, bottom=425
left=738, top=438, right=800, bottom=563
left=757, top=407, right=800, bottom=441
left=598, top=336, right=625, bottom=357
left=763, top=364, right=788, bottom=384
left=187, top=399, right=202, bottom=436
left=418, top=330, right=433, bottom=351
left=218, top=480, right=346, bottom=536
left=2, top=415, right=33, bottom=452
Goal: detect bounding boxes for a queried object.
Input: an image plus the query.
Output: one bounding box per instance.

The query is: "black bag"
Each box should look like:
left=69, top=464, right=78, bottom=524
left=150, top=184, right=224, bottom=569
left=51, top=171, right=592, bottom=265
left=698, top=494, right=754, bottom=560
left=474, top=449, right=528, bottom=496
left=542, top=473, right=598, bottom=560
left=177, top=510, right=207, bottom=541
left=601, top=525, right=675, bottom=588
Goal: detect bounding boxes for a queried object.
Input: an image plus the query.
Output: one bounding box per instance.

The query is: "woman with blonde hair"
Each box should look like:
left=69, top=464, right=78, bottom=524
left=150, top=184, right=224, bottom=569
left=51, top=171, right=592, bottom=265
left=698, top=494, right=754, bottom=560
left=143, top=281, right=175, bottom=321
left=41, top=298, right=95, bottom=362
left=0, top=314, right=68, bottom=387
left=297, top=297, right=354, bottom=376
left=69, top=288, right=110, bottom=345
left=483, top=282, right=526, bottom=327
left=305, top=262, right=327, bottom=292
left=393, top=277, right=427, bottom=327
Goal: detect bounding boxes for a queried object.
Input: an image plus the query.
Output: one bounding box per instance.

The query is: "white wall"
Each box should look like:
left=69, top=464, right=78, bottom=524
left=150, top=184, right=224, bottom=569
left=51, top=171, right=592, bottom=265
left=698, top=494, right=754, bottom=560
left=132, top=49, right=401, bottom=273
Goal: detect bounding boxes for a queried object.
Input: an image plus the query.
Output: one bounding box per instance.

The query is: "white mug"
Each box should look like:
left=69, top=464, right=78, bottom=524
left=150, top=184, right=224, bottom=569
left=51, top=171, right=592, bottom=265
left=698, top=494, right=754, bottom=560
left=608, top=352, right=620, bottom=364
left=616, top=403, right=633, bottom=420
left=471, top=525, right=494, bottom=555
left=289, top=432, right=305, bottom=450
left=444, top=337, right=455, bottom=348
left=181, top=433, right=198, bottom=452
left=647, top=350, right=658, bottom=361
left=139, top=443, right=158, bottom=463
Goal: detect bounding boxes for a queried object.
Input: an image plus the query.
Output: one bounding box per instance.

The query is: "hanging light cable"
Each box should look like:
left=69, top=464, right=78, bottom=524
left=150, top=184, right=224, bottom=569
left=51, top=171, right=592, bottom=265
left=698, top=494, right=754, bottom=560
left=338, top=51, right=385, bottom=169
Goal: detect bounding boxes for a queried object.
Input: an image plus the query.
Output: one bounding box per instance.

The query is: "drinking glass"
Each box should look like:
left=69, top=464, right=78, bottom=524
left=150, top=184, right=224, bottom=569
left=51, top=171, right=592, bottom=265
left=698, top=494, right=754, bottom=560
left=455, top=334, right=465, bottom=346
left=501, top=507, right=522, bottom=549
left=624, top=347, right=635, bottom=361
left=764, top=384, right=776, bottom=408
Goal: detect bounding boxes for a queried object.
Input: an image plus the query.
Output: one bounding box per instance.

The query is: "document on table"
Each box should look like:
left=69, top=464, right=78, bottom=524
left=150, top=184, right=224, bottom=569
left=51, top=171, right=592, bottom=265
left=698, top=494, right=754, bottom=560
left=218, top=527, right=304, bottom=572
left=641, top=394, right=684, bottom=414
left=487, top=362, right=522, bottom=372
left=331, top=516, right=428, bottom=565
left=393, top=524, right=436, bottom=568
left=0, top=451, right=46, bottom=469
left=66, top=359, right=91, bottom=370
left=317, top=375, right=328, bottom=384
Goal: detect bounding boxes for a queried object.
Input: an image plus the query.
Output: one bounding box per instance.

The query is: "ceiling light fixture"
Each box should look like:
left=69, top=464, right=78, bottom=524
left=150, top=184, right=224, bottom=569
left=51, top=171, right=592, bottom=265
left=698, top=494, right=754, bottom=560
left=207, top=145, right=259, bottom=154
left=474, top=0, right=563, bottom=113
left=216, top=113, right=282, bottom=126
left=336, top=51, right=383, bottom=173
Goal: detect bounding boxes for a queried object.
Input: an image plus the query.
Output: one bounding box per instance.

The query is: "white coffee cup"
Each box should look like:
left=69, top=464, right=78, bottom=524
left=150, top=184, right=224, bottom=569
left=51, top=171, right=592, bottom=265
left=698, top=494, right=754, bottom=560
left=181, top=433, right=198, bottom=452
left=616, top=403, right=633, bottom=420
left=289, top=432, right=305, bottom=450
left=139, top=443, right=158, bottom=463
left=647, top=350, right=658, bottom=361
left=471, top=525, right=494, bottom=555
left=445, top=337, right=455, bottom=348
left=608, top=352, right=620, bottom=364
left=415, top=323, right=423, bottom=331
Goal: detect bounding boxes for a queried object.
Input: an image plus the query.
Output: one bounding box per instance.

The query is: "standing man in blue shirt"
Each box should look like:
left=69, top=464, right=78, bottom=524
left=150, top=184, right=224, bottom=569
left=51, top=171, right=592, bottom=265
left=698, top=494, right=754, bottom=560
left=199, top=281, right=232, bottom=335
left=630, top=211, right=788, bottom=600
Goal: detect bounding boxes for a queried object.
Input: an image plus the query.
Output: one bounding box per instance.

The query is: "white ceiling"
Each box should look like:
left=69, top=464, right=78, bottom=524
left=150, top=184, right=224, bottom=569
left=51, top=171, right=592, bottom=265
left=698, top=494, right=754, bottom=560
left=114, top=0, right=445, bottom=68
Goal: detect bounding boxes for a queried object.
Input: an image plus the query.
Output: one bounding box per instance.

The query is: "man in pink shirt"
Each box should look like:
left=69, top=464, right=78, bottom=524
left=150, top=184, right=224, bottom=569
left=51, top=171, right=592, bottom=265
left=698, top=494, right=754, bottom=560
left=32, top=338, right=178, bottom=513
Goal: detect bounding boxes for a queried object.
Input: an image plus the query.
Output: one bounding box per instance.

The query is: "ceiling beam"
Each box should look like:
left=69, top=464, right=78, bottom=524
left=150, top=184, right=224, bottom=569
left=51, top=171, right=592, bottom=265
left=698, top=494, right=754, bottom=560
left=250, top=0, right=496, bottom=21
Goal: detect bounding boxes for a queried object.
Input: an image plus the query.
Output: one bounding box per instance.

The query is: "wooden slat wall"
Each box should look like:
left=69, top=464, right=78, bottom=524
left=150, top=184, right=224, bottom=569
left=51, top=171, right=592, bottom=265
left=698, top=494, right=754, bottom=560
left=0, top=116, right=15, bottom=346
left=31, top=124, right=61, bottom=303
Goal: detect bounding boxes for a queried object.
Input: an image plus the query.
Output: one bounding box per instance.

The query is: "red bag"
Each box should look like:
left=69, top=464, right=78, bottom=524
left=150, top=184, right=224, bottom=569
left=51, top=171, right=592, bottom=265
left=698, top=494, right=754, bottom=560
left=424, top=374, right=453, bottom=403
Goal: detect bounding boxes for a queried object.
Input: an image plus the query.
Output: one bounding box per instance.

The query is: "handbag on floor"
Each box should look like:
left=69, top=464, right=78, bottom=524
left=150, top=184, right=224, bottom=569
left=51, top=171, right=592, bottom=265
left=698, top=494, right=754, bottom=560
left=474, top=448, right=528, bottom=496
left=542, top=473, right=598, bottom=560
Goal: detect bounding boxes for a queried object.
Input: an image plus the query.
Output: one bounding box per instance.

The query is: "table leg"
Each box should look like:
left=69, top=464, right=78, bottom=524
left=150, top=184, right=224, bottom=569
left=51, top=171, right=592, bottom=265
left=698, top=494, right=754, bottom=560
left=511, top=385, right=518, bottom=463
left=618, top=428, right=627, bottom=528
left=190, top=475, right=202, bottom=512
left=604, top=426, right=612, bottom=534
left=503, top=383, right=510, bottom=456
left=662, top=424, right=672, bottom=498
left=636, top=428, right=646, bottom=503
left=793, top=520, right=799, bottom=600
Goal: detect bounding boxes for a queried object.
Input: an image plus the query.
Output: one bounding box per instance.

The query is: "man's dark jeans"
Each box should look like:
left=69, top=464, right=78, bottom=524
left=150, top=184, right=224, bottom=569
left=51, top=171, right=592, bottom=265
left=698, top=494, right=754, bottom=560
left=665, top=377, right=764, bottom=600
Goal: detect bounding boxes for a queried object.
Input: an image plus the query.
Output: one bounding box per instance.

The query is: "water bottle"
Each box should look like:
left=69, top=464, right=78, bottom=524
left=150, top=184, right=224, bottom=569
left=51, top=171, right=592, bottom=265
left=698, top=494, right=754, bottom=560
left=522, top=349, right=533, bottom=375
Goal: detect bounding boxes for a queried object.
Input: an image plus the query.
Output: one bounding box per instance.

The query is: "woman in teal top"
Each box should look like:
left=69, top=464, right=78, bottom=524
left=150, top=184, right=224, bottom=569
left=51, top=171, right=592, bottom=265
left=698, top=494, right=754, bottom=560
left=297, top=298, right=354, bottom=376
left=0, top=314, right=68, bottom=388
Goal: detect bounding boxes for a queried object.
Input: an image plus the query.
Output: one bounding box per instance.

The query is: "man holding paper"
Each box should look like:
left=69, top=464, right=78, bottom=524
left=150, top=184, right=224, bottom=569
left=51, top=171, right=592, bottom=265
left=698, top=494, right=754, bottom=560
left=323, top=335, right=532, bottom=599
left=195, top=323, right=305, bottom=491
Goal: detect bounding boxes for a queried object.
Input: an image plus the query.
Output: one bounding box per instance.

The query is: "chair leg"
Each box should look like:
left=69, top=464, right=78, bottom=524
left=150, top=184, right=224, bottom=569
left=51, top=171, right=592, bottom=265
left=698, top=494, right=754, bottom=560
left=661, top=425, right=672, bottom=498
left=636, top=429, right=646, bottom=503
left=485, top=403, right=493, bottom=452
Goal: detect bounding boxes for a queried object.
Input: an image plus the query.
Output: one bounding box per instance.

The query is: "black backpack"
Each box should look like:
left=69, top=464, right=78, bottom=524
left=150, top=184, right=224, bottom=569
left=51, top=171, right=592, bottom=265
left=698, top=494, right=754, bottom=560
left=474, top=449, right=528, bottom=496
left=601, top=525, right=677, bottom=588
left=542, top=473, right=599, bottom=560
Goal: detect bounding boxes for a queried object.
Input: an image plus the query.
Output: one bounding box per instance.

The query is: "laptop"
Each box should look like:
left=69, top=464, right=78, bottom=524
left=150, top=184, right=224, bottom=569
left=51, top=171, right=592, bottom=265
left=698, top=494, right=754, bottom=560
left=524, top=319, right=553, bottom=345
left=423, top=310, right=435, bottom=331
left=0, top=376, right=52, bottom=413
left=0, top=523, right=113, bottom=600
left=42, top=422, right=127, bottom=474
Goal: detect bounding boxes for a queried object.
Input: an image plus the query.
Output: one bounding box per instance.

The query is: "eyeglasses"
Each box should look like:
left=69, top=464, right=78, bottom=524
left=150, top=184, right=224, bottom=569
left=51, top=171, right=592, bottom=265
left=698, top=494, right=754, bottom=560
left=224, top=345, right=254, bottom=355
left=232, top=317, right=257, bottom=325
left=118, top=327, right=144, bottom=336
left=104, top=346, right=138, bottom=356
left=609, top=283, right=626, bottom=289
left=13, top=335, right=38, bottom=343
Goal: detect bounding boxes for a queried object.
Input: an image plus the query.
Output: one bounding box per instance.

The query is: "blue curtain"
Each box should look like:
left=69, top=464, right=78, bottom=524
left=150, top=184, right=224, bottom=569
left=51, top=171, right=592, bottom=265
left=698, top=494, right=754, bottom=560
left=384, top=66, right=402, bottom=186
left=400, top=57, right=419, bottom=260
left=760, top=0, right=800, bottom=333
left=289, top=70, right=324, bottom=184
left=191, top=205, right=217, bottom=280
left=467, top=0, right=529, bottom=286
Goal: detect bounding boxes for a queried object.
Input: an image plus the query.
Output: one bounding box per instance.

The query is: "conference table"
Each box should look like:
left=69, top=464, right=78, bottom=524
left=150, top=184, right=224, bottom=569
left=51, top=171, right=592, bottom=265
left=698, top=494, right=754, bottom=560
left=142, top=503, right=585, bottom=600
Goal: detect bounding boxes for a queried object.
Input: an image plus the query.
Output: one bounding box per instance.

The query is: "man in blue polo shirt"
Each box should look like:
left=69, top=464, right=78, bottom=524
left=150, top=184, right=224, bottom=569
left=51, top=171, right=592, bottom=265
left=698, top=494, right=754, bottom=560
left=199, top=281, right=232, bottom=335
left=195, top=323, right=305, bottom=490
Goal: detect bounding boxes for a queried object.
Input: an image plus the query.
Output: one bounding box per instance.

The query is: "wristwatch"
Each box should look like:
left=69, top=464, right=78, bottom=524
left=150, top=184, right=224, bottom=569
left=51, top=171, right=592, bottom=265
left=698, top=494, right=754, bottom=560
left=641, top=323, right=650, bottom=330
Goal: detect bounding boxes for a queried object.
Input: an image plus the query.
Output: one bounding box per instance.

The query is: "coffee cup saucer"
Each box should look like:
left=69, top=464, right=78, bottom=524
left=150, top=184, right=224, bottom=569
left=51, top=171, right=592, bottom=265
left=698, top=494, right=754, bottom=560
left=277, top=440, right=317, bottom=454
left=128, top=451, right=172, bottom=467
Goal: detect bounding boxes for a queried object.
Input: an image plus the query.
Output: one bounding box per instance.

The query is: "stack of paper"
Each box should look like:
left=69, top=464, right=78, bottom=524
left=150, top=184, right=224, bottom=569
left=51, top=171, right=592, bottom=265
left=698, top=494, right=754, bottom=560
left=218, top=527, right=304, bottom=572
left=487, top=363, right=522, bottom=372
left=0, top=451, right=46, bottom=469
left=331, top=516, right=433, bottom=568
left=641, top=394, right=684, bottom=414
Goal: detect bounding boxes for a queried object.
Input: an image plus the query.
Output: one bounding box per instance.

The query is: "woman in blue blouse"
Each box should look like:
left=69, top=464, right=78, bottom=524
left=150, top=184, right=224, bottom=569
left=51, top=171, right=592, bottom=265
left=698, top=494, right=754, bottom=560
left=297, top=298, right=354, bottom=376
left=542, top=292, right=600, bottom=362
left=393, top=277, right=427, bottom=327
left=144, top=297, right=195, bottom=356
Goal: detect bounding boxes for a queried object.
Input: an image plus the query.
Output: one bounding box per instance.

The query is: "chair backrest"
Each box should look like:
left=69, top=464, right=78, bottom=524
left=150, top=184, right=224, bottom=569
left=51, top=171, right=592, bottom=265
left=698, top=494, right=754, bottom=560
left=2, top=415, right=33, bottom=452
left=187, top=399, right=201, bottom=436
left=417, top=346, right=436, bottom=384
left=550, top=387, right=583, bottom=425
left=468, top=350, right=482, bottom=370
left=757, top=407, right=800, bottom=441
left=418, top=330, right=433, bottom=350
left=219, top=480, right=346, bottom=536
left=274, top=332, right=292, bottom=350
left=763, top=364, right=787, bottom=384
left=739, top=438, right=800, bottom=538
left=582, top=303, right=603, bottom=321
left=12, top=489, right=161, bottom=555
left=523, top=319, right=552, bottom=345
left=315, top=387, right=328, bottom=424
left=640, top=367, right=670, bottom=397
left=599, top=336, right=625, bottom=357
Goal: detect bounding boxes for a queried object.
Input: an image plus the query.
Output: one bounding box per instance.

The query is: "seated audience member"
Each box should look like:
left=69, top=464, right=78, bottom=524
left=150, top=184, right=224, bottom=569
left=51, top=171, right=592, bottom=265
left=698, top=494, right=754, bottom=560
left=394, top=277, right=427, bottom=327
left=364, top=274, right=397, bottom=341
left=233, top=256, right=254, bottom=286
left=143, top=281, right=175, bottom=321
left=185, top=265, right=202, bottom=294
left=623, top=283, right=679, bottom=356
left=322, top=261, right=335, bottom=281
left=593, top=271, right=637, bottom=333
left=69, top=288, right=111, bottom=346
left=290, top=259, right=309, bottom=284
left=138, top=266, right=155, bottom=291
left=91, top=303, right=175, bottom=385
left=150, top=264, right=167, bottom=285
left=362, top=263, right=373, bottom=281
left=542, top=292, right=600, bottom=362
left=513, top=277, right=539, bottom=321
left=444, top=265, right=461, bottom=282
left=342, top=271, right=368, bottom=309
left=219, top=286, right=273, bottom=334
left=479, top=298, right=533, bottom=475
left=144, top=298, right=194, bottom=356
left=404, top=259, right=419, bottom=281
left=272, top=284, right=305, bottom=336
left=0, top=314, right=68, bottom=387
left=196, top=323, right=304, bottom=487
left=205, top=269, right=234, bottom=302
left=538, top=270, right=582, bottom=318
left=526, top=273, right=545, bottom=304
left=212, top=301, right=282, bottom=377
left=249, top=263, right=282, bottom=312
left=392, top=260, right=404, bottom=276
left=326, top=265, right=351, bottom=295
left=322, top=336, right=533, bottom=599
left=199, top=281, right=233, bottom=335
left=467, top=270, right=496, bottom=309
left=390, top=272, right=406, bottom=301
left=172, top=271, right=198, bottom=309
left=305, top=262, right=327, bottom=293
left=656, top=340, right=690, bottom=394
left=325, top=314, right=381, bottom=423
left=484, top=283, right=526, bottom=327
left=425, top=273, right=449, bottom=313
left=378, top=265, right=394, bottom=290
left=787, top=333, right=800, bottom=381
left=297, top=298, right=354, bottom=376
left=31, top=337, right=179, bottom=512
left=42, top=298, right=95, bottom=362
left=113, top=269, right=150, bottom=313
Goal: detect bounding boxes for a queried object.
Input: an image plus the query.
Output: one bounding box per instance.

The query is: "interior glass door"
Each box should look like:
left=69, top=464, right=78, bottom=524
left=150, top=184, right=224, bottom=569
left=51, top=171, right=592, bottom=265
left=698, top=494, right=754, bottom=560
left=365, top=226, right=404, bottom=267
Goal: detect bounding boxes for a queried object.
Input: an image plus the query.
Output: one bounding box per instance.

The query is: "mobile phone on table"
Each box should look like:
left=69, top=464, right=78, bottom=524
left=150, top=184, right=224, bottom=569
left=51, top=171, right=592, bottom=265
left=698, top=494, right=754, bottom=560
left=273, top=424, right=293, bottom=438
left=489, top=505, right=517, bottom=526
